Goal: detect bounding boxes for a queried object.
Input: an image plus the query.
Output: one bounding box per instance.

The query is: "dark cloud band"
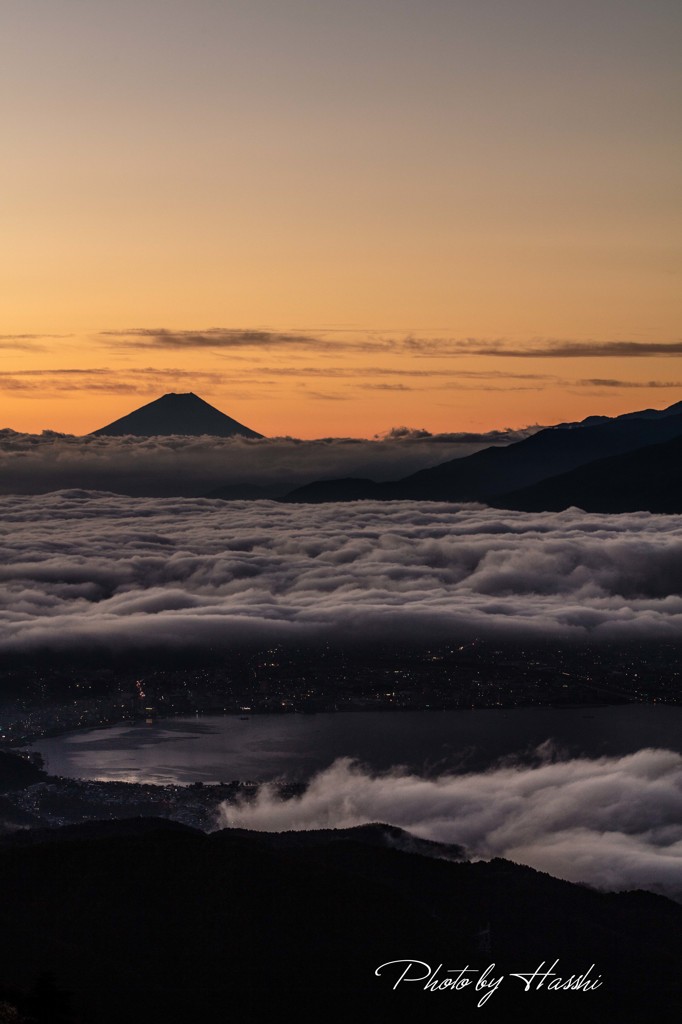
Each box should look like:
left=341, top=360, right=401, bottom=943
left=100, top=328, right=682, bottom=360
left=0, top=431, right=538, bottom=496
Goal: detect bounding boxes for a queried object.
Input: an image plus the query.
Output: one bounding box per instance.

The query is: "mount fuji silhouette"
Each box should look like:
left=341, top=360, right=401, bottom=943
left=92, top=392, right=263, bottom=438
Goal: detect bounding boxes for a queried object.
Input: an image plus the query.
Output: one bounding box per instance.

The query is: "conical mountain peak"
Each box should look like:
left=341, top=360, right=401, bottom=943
left=92, top=392, right=263, bottom=438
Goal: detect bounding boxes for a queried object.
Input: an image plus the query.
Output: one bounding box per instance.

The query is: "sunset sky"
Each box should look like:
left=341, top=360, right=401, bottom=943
left=2, top=0, right=680, bottom=437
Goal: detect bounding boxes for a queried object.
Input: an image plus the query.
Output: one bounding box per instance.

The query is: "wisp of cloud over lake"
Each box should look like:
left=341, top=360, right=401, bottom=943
left=219, top=748, right=682, bottom=901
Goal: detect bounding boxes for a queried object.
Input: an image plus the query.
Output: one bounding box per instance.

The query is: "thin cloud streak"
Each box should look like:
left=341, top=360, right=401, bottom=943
left=252, top=365, right=557, bottom=381
left=0, top=367, right=228, bottom=397
left=580, top=378, right=682, bottom=389
left=5, top=364, right=677, bottom=403
left=101, top=328, right=393, bottom=353
left=0, top=334, right=73, bottom=353
left=405, top=339, right=682, bottom=358
left=100, top=328, right=682, bottom=360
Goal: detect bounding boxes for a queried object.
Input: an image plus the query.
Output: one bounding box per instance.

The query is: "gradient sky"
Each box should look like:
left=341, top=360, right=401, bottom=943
left=2, top=0, right=680, bottom=436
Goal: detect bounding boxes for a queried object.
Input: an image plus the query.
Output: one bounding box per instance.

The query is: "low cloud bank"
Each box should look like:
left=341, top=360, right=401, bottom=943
left=218, top=749, right=682, bottom=900
left=0, top=428, right=537, bottom=497
left=0, top=495, right=681, bottom=651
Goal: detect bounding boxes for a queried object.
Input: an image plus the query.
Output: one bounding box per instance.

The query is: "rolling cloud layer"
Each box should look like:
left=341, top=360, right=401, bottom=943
left=1, top=495, right=681, bottom=652
left=218, top=749, right=682, bottom=900
left=0, top=430, right=538, bottom=497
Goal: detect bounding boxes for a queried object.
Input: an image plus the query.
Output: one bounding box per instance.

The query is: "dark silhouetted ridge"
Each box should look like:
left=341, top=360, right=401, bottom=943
left=0, top=819, right=679, bottom=1022
left=496, top=433, right=682, bottom=512
left=282, top=401, right=682, bottom=504
left=92, top=392, right=263, bottom=438
left=396, top=410, right=682, bottom=501
left=282, top=477, right=386, bottom=503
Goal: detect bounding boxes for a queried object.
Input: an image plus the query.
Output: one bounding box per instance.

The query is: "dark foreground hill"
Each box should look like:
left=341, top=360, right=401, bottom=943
left=283, top=402, right=682, bottom=505
left=92, top=392, right=263, bottom=438
left=0, top=818, right=680, bottom=1023
left=498, top=433, right=682, bottom=512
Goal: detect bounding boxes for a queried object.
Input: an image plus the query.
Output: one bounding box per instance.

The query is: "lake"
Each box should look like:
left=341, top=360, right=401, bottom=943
left=30, top=704, right=682, bottom=786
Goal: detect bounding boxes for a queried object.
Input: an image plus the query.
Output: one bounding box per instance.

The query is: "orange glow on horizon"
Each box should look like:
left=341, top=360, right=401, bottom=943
left=1, top=334, right=681, bottom=438
left=1, top=2, right=679, bottom=437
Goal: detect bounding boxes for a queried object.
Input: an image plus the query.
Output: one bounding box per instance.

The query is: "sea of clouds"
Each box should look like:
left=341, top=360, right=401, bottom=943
left=1, top=493, right=681, bottom=651
left=218, top=748, right=682, bottom=901
left=0, top=428, right=537, bottom=497
left=4, top=490, right=681, bottom=901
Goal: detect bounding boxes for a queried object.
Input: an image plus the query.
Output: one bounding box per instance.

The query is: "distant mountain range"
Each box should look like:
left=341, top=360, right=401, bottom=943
left=499, top=433, right=682, bottom=513
left=282, top=399, right=682, bottom=512
left=88, top=393, right=682, bottom=511
left=93, top=391, right=263, bottom=439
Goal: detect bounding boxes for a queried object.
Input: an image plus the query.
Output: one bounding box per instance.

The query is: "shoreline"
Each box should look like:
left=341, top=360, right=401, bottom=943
left=5, top=695, right=661, bottom=751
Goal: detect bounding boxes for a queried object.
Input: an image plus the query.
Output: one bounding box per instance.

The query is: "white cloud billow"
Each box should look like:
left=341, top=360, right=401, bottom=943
left=0, top=494, right=681, bottom=650
left=218, top=748, right=682, bottom=900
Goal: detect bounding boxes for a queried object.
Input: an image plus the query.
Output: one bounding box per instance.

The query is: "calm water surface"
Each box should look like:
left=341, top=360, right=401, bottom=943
left=29, top=705, right=682, bottom=786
